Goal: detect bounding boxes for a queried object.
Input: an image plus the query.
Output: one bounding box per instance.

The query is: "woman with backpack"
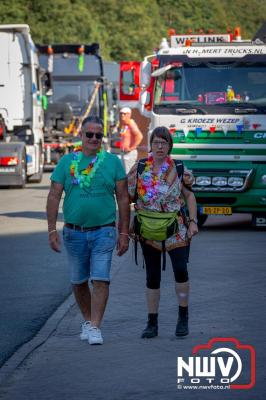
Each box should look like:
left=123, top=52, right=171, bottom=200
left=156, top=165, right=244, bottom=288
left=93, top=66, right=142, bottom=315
left=128, top=126, right=198, bottom=338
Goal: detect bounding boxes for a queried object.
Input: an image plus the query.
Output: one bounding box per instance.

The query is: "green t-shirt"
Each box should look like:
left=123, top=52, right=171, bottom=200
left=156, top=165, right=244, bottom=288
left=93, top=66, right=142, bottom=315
left=51, top=151, right=126, bottom=227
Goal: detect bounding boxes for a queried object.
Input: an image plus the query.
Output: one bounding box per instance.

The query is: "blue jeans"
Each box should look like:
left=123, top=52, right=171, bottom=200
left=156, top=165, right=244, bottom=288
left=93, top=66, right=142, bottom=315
left=63, top=226, right=117, bottom=284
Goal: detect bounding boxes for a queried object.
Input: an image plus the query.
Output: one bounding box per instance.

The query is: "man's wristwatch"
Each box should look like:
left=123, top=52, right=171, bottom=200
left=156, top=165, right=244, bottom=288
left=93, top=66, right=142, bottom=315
left=189, top=217, right=198, bottom=224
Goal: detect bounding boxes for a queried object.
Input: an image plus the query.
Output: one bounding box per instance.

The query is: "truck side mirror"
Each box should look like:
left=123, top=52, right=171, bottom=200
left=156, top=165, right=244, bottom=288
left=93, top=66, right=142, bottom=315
left=140, top=91, right=150, bottom=106
left=140, top=60, right=151, bottom=88
left=152, top=64, right=173, bottom=78
left=112, top=88, right=118, bottom=101
left=43, top=71, right=53, bottom=96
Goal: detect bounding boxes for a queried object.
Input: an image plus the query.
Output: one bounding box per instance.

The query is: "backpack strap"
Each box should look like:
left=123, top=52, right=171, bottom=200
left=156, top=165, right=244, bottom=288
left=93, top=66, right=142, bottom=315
left=138, top=158, right=147, bottom=174
left=133, top=159, right=147, bottom=266
left=174, top=159, right=194, bottom=192
left=134, top=239, right=138, bottom=266
left=133, top=158, right=147, bottom=203
left=173, top=159, right=184, bottom=179
left=162, top=241, right=166, bottom=270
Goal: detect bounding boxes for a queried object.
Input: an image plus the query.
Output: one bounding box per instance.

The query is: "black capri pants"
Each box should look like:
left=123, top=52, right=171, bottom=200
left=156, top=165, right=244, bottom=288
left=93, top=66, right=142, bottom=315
left=141, top=242, right=189, bottom=289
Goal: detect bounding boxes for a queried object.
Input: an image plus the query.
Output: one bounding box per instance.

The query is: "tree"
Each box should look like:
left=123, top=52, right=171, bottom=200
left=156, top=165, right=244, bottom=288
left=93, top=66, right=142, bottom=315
left=0, top=0, right=265, bottom=60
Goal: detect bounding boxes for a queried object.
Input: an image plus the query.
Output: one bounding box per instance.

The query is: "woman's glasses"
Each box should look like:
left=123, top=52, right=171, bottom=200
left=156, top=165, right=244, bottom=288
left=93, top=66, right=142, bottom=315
left=152, top=140, right=169, bottom=147
left=84, top=132, right=104, bottom=140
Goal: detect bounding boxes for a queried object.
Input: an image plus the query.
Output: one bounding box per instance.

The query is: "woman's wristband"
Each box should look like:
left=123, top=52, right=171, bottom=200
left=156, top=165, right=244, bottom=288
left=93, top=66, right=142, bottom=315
left=48, top=229, right=57, bottom=235
left=119, top=232, right=129, bottom=238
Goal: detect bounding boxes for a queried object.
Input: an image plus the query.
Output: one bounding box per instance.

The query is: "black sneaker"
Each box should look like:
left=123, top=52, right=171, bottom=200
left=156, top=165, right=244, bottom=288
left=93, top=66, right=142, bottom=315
left=175, top=318, right=189, bottom=337
left=141, top=324, right=158, bottom=338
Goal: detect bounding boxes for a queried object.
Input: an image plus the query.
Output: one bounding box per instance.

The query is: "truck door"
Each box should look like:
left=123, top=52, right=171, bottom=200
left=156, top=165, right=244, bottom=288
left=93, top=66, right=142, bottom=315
left=33, top=66, right=44, bottom=133
left=119, top=61, right=150, bottom=159
left=119, top=61, right=141, bottom=102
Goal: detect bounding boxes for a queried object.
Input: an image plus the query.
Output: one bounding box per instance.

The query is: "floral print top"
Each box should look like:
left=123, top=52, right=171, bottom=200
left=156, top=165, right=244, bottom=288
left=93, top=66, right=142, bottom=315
left=128, top=158, right=189, bottom=251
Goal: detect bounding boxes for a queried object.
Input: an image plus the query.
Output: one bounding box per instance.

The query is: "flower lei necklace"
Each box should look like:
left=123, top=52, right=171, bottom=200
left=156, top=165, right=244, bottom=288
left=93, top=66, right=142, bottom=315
left=137, top=154, right=171, bottom=203
left=70, top=146, right=106, bottom=188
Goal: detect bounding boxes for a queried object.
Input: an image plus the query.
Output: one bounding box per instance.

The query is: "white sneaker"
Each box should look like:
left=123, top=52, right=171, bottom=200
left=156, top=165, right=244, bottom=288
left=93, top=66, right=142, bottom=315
left=88, top=326, right=103, bottom=345
left=80, top=321, right=91, bottom=340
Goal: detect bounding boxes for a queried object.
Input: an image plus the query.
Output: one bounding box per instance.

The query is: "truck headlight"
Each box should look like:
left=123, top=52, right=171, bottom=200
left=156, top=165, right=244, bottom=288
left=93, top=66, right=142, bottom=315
left=196, top=176, right=211, bottom=186
left=261, top=175, right=266, bottom=185
left=228, top=177, right=244, bottom=187
left=212, top=177, right=227, bottom=186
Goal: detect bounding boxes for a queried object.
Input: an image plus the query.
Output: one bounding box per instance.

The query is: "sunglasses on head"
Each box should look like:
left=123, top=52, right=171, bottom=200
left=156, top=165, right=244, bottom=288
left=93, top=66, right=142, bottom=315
left=84, top=131, right=104, bottom=139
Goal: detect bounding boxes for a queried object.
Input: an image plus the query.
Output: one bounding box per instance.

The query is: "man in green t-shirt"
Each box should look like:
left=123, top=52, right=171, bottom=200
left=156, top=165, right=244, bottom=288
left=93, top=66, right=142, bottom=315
left=46, top=116, right=130, bottom=345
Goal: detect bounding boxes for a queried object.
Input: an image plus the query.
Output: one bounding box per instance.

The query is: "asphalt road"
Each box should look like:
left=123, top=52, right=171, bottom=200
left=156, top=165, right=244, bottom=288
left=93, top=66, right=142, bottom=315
left=0, top=173, right=71, bottom=368
left=0, top=171, right=265, bottom=391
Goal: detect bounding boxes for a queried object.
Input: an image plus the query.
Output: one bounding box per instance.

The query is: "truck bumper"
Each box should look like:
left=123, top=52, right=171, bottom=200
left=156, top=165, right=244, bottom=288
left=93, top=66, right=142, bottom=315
left=0, top=169, right=24, bottom=186
left=0, top=142, right=26, bottom=187
left=196, top=188, right=266, bottom=213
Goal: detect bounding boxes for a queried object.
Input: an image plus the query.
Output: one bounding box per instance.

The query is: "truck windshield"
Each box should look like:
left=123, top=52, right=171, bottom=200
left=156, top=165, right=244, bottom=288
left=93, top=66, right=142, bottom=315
left=39, top=54, right=101, bottom=76
left=40, top=53, right=101, bottom=116
left=154, top=62, right=266, bottom=109
left=49, top=81, right=99, bottom=115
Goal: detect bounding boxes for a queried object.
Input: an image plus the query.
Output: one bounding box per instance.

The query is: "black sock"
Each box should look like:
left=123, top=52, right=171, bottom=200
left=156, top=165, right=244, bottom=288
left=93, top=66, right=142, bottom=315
left=148, top=313, right=158, bottom=325
left=179, top=306, right=188, bottom=319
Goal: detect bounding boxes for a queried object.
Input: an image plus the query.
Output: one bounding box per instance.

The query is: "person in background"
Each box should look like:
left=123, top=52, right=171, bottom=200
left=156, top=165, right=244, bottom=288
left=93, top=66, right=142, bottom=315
left=46, top=116, right=130, bottom=345
left=114, top=107, right=143, bottom=174
left=128, top=126, right=198, bottom=339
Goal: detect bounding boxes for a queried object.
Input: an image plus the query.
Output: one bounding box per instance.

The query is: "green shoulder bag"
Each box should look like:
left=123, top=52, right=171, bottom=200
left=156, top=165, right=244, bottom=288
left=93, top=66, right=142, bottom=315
left=134, top=210, right=178, bottom=241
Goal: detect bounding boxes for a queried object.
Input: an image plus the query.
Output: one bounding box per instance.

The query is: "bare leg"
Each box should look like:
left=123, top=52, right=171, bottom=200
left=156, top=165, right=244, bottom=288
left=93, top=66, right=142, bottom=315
left=175, top=281, right=189, bottom=306
left=90, top=280, right=109, bottom=327
left=72, top=281, right=91, bottom=321
left=146, top=288, right=160, bottom=313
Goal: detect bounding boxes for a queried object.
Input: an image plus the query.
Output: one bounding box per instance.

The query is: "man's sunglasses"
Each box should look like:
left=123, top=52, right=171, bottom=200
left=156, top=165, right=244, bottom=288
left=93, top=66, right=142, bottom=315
left=84, top=131, right=104, bottom=139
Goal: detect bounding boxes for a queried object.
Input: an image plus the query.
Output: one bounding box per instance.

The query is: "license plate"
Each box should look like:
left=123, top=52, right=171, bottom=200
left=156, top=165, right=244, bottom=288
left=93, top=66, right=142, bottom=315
left=201, top=206, right=232, bottom=215
left=0, top=167, right=16, bottom=173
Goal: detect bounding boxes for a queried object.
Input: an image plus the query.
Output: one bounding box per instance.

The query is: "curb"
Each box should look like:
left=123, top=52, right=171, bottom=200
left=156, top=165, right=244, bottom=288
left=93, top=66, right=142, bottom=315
left=0, top=243, right=132, bottom=386
left=0, top=293, right=75, bottom=386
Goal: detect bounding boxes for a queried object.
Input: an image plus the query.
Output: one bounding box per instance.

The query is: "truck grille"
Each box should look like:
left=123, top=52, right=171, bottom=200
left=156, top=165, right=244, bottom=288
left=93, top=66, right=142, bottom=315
left=196, top=197, right=236, bottom=205
left=192, top=168, right=254, bottom=192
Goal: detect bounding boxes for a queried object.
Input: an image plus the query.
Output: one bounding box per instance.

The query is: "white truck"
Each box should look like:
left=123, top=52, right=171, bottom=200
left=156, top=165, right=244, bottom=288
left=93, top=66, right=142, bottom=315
left=0, top=24, right=44, bottom=187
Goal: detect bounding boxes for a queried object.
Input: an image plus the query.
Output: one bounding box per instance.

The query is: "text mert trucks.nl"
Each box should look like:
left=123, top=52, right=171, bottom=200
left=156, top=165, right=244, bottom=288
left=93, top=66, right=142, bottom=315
left=120, top=25, right=266, bottom=227
left=0, top=24, right=44, bottom=188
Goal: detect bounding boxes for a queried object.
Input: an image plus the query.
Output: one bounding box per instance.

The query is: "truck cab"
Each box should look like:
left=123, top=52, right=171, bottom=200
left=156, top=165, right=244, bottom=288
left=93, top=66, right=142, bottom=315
left=0, top=24, right=44, bottom=187
left=37, top=44, right=117, bottom=165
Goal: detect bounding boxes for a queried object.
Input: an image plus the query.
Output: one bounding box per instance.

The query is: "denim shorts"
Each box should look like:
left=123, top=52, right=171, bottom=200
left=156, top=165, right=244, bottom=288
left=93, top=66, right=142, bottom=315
left=63, top=225, right=117, bottom=284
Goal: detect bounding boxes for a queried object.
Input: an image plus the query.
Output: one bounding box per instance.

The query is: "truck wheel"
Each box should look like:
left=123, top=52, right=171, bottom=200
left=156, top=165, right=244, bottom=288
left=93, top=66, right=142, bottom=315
left=28, top=146, right=44, bottom=183
left=197, top=213, right=208, bottom=227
